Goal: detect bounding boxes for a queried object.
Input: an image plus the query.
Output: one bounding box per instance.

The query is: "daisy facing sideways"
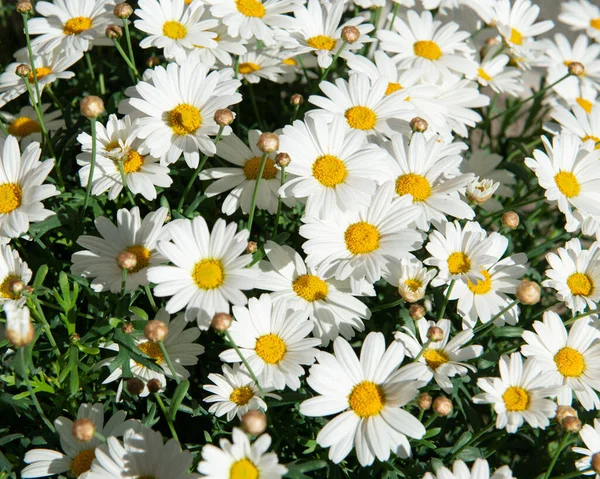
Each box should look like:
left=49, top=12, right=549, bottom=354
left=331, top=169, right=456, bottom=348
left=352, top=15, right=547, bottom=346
left=382, top=257, right=436, bottom=303
left=0, top=104, right=64, bottom=147
left=0, top=244, right=32, bottom=306
left=300, top=332, right=426, bottom=466
left=550, top=105, right=600, bottom=151
left=559, top=0, right=600, bottom=44
left=573, top=418, right=600, bottom=477
left=422, top=458, right=514, bottom=479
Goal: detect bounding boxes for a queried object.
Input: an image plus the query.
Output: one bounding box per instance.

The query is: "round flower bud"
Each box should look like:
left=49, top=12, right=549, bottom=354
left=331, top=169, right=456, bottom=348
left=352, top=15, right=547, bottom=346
left=501, top=211, right=519, bottom=230
left=433, top=396, right=453, bottom=416
left=116, top=251, right=137, bottom=271
left=144, top=319, right=168, bottom=343
left=592, top=452, right=600, bottom=473
left=408, top=304, right=426, bottom=321
left=114, top=2, right=133, bottom=18
left=418, top=392, right=432, bottom=411
left=245, top=241, right=258, bottom=254
left=214, top=108, right=234, bottom=127
left=341, top=25, right=360, bottom=44
left=72, top=418, right=95, bottom=442
left=556, top=405, right=577, bottom=424
left=516, top=280, right=541, bottom=305
left=8, top=278, right=24, bottom=296
left=568, top=61, right=585, bottom=76
left=257, top=132, right=279, bottom=153
left=275, top=152, right=291, bottom=167
left=147, top=55, right=161, bottom=68
left=147, top=378, right=163, bottom=394
left=80, top=96, right=105, bottom=119
left=15, top=64, right=31, bottom=78
left=105, top=24, right=123, bottom=39
left=427, top=326, right=444, bottom=342
left=16, top=0, right=33, bottom=14
left=410, top=117, right=428, bottom=133
left=211, top=312, right=232, bottom=332
left=290, top=93, right=304, bottom=106
left=121, top=322, right=135, bottom=334
left=241, top=410, right=267, bottom=435
left=562, top=416, right=582, bottom=433
left=126, top=378, right=145, bottom=396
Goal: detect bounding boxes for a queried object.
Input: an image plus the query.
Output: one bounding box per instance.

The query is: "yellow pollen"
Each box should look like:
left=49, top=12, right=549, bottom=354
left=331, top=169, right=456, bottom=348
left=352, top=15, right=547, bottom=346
left=28, top=66, right=52, bottom=83
left=63, top=16, right=93, bottom=35
left=404, top=278, right=422, bottom=292
left=478, top=68, right=492, bottom=82
left=235, top=0, right=265, bottom=18
left=0, top=275, right=22, bottom=299
left=238, top=62, right=261, bottom=75
left=567, top=272, right=593, bottom=296
left=348, top=381, right=385, bottom=418
left=422, top=348, right=449, bottom=370
left=229, top=386, right=254, bottom=405
left=243, top=157, right=278, bottom=180
left=413, top=40, right=442, bottom=60
left=395, top=173, right=432, bottom=202
left=7, top=116, right=40, bottom=137
left=582, top=135, right=600, bottom=149
left=230, top=458, right=259, bottom=479
left=307, top=35, right=336, bottom=51
left=70, top=449, right=95, bottom=477
left=576, top=97, right=593, bottom=114
left=467, top=270, right=492, bottom=295
left=163, top=20, right=187, bottom=40
left=120, top=150, right=144, bottom=174
left=292, top=274, right=328, bottom=302
left=312, top=154, right=347, bottom=187
left=509, top=28, right=523, bottom=45
left=447, top=252, right=471, bottom=275
left=554, top=347, right=586, bottom=377
left=282, top=58, right=297, bottom=66
left=502, top=386, right=530, bottom=411
left=344, top=106, right=377, bottom=130
left=385, top=82, right=402, bottom=95
left=554, top=171, right=581, bottom=198
left=184, top=0, right=192, bottom=3
left=119, top=245, right=151, bottom=274
left=192, top=259, right=224, bottom=290
left=168, top=104, right=201, bottom=136
left=590, top=18, right=600, bottom=31
left=255, top=334, right=286, bottom=364
left=344, top=222, right=380, bottom=256
left=136, top=341, right=165, bottom=365
left=0, top=184, right=22, bottom=214
left=105, top=140, right=121, bottom=152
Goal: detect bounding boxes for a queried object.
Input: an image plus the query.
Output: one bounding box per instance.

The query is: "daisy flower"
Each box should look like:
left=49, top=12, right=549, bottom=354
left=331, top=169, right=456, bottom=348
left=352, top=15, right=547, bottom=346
left=550, top=105, right=600, bottom=150
left=257, top=240, right=372, bottom=346
left=422, top=458, right=514, bottom=479
left=544, top=34, right=600, bottom=91
left=300, top=332, right=426, bottom=466
left=472, top=44, right=523, bottom=97
left=27, top=0, right=115, bottom=55
left=525, top=132, right=600, bottom=233
left=542, top=238, right=600, bottom=314
left=382, top=257, right=436, bottom=303
left=198, top=428, right=287, bottom=479
left=551, top=76, right=598, bottom=114
left=300, top=181, right=424, bottom=287
left=0, top=136, right=58, bottom=239
left=119, top=61, right=241, bottom=168
left=278, top=115, right=391, bottom=219
left=573, top=418, right=600, bottom=477
left=472, top=352, right=560, bottom=433
left=0, top=104, right=64, bottom=147
left=559, top=0, right=600, bottom=43
left=22, top=403, right=135, bottom=479
left=236, top=50, right=287, bottom=83
left=185, top=23, right=247, bottom=68
left=0, top=244, right=31, bottom=306
left=203, top=363, right=281, bottom=421
left=134, top=0, right=218, bottom=64
left=220, top=294, right=320, bottom=391
left=147, top=216, right=257, bottom=330
left=395, top=318, right=483, bottom=393
left=376, top=10, right=477, bottom=82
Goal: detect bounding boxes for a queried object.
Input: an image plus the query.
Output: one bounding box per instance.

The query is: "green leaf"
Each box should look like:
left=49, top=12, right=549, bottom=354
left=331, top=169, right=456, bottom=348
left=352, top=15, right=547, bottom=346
left=169, top=380, right=189, bottom=421
left=129, top=307, right=148, bottom=321
left=492, top=326, right=524, bottom=338
left=450, top=432, right=472, bottom=453
left=33, top=265, right=49, bottom=289
left=28, top=214, right=64, bottom=238
left=69, top=346, right=80, bottom=396
left=75, top=343, right=100, bottom=355
left=423, top=427, right=442, bottom=439
left=457, top=447, right=483, bottom=462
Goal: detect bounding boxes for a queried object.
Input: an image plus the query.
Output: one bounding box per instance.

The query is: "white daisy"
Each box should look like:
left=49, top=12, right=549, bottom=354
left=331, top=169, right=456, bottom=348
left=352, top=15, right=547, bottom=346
left=550, top=105, right=600, bottom=150
left=198, top=428, right=287, bottom=479
left=551, top=76, right=598, bottom=115
left=472, top=44, right=523, bottom=97
left=382, top=257, right=436, bottom=303
left=465, top=178, right=500, bottom=205
left=0, top=104, right=64, bottom=147
left=573, top=418, right=600, bottom=477
left=559, top=0, right=600, bottom=44
left=147, top=216, right=257, bottom=330
left=0, top=244, right=32, bottom=306
left=300, top=332, right=426, bottom=466
left=236, top=50, right=287, bottom=83
left=71, top=207, right=168, bottom=293
left=395, top=318, right=483, bottom=393
left=119, top=61, right=241, bottom=168
left=472, top=352, right=560, bottom=434
left=422, top=458, right=514, bottom=479
left=185, top=22, right=247, bottom=68
left=544, top=34, right=600, bottom=91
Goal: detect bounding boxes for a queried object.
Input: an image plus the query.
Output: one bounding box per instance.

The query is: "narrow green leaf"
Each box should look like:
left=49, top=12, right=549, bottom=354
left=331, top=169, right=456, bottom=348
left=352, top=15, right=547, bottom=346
left=169, top=380, right=190, bottom=421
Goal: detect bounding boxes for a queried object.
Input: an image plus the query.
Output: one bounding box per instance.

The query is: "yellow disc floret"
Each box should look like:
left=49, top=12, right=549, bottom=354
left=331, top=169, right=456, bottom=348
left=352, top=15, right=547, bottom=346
left=467, top=270, right=492, bottom=295
left=344, top=106, right=377, bottom=130
left=422, top=348, right=449, bottom=370
left=243, top=157, right=278, bottom=180
left=168, top=104, right=202, bottom=136
left=292, top=274, right=328, bottom=302
left=395, top=173, right=432, bottom=202
left=230, top=458, right=259, bottom=479
left=192, top=259, right=224, bottom=290
left=235, top=0, right=265, bottom=18
left=163, top=20, right=187, bottom=39
left=344, top=222, right=380, bottom=255
left=70, top=449, right=95, bottom=477
left=554, top=347, right=586, bottom=377
left=502, top=386, right=530, bottom=411
left=307, top=35, right=336, bottom=51
left=7, top=117, right=41, bottom=137
left=63, top=16, right=93, bottom=35
left=348, top=381, right=385, bottom=418
left=567, top=272, right=593, bottom=296
left=554, top=171, right=581, bottom=198
left=0, top=184, right=22, bottom=214
left=255, top=334, right=286, bottom=364
left=413, top=40, right=442, bottom=60
left=229, top=386, right=254, bottom=405
left=447, top=252, right=471, bottom=275
left=312, top=154, right=347, bottom=187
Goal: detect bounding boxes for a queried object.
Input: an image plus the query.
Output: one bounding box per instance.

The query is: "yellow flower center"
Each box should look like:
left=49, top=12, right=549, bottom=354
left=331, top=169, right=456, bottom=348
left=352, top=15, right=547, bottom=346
left=192, top=259, right=224, bottom=290
left=395, top=173, right=432, bottom=202
left=385, top=82, right=402, bottom=95
left=478, top=68, right=492, bottom=82
left=344, top=221, right=380, bottom=256
left=467, top=270, right=492, bottom=295
left=447, top=252, right=471, bottom=275
left=554, top=171, right=580, bottom=198
left=0, top=275, right=23, bottom=299
left=229, top=386, right=254, bottom=406
left=230, top=458, right=259, bottom=479
left=282, top=58, right=297, bottom=66
left=7, top=116, right=40, bottom=137
left=243, top=157, right=278, bottom=180
left=422, top=348, right=449, bottom=370
left=70, top=449, right=95, bottom=477
left=404, top=278, right=422, bottom=292
left=509, top=28, right=523, bottom=45
left=576, top=97, right=593, bottom=114
left=28, top=66, right=52, bottom=83
left=119, top=245, right=151, bottom=274
left=120, top=150, right=144, bottom=174
left=567, top=272, right=593, bottom=296
left=238, top=62, right=261, bottom=75
left=163, top=20, right=187, bottom=39
left=307, top=35, right=336, bottom=51
left=413, top=40, right=442, bottom=60
left=137, top=341, right=165, bottom=365
left=590, top=18, right=600, bottom=31
left=311, top=154, right=347, bottom=187
left=235, top=0, right=265, bottom=18
left=344, top=106, right=377, bottom=130
left=168, top=104, right=201, bottom=136
left=0, top=183, right=22, bottom=214
left=63, top=16, right=93, bottom=35
left=348, top=381, right=385, bottom=418
left=105, top=140, right=121, bottom=152
left=255, top=334, right=286, bottom=364
left=582, top=135, right=600, bottom=149
left=502, top=386, right=530, bottom=411
left=292, top=274, right=328, bottom=302
left=554, top=346, right=586, bottom=377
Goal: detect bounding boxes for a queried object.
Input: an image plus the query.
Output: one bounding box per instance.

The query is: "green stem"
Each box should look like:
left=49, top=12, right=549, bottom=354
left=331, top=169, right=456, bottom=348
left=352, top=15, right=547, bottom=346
left=145, top=285, right=158, bottom=313
left=371, top=298, right=404, bottom=313
left=473, top=300, right=519, bottom=335
left=543, top=433, right=572, bottom=479
left=564, top=307, right=600, bottom=326
left=23, top=80, right=57, bottom=162
left=113, top=38, right=140, bottom=79
left=158, top=340, right=181, bottom=384
left=272, top=165, right=286, bottom=237
left=18, top=348, right=56, bottom=433
left=414, top=339, right=432, bottom=361
left=0, top=116, right=9, bottom=137
left=423, top=413, right=438, bottom=429
left=29, top=295, right=60, bottom=357
left=120, top=268, right=127, bottom=296
left=22, top=13, right=42, bottom=109
left=224, top=330, right=264, bottom=397
left=319, top=43, right=347, bottom=84
left=117, top=160, right=136, bottom=206
left=154, top=393, right=179, bottom=441
left=82, top=119, right=97, bottom=215
left=123, top=19, right=136, bottom=70
left=389, top=3, right=400, bottom=31
left=479, top=195, right=546, bottom=222
left=297, top=55, right=312, bottom=89
left=85, top=51, right=96, bottom=82
left=550, top=471, right=585, bottom=479
left=438, top=280, right=455, bottom=320
left=246, top=152, right=268, bottom=233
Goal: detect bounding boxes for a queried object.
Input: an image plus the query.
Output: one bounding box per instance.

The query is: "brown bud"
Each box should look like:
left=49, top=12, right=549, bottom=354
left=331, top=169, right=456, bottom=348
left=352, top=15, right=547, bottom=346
left=211, top=312, right=232, bottom=332
left=147, top=378, right=163, bottom=394
left=121, top=322, right=135, bottom=334
left=70, top=333, right=80, bottom=343
left=592, top=452, right=600, bottom=473
left=516, top=280, right=541, bottom=305
left=7, top=278, right=24, bottom=296
left=144, top=319, right=168, bottom=343
left=116, top=251, right=137, bottom=271
left=410, top=117, right=428, bottom=133
left=275, top=152, right=291, bottom=167
left=257, top=132, right=279, bottom=153
left=568, top=61, right=585, bottom=76
left=80, top=96, right=105, bottom=119
left=72, top=418, right=95, bottom=442
left=432, top=396, right=453, bottom=416
left=114, top=2, right=133, bottom=19
left=245, top=241, right=258, bottom=254
left=16, top=0, right=33, bottom=14
left=147, top=55, right=161, bottom=68
left=427, top=326, right=444, bottom=342
left=341, top=25, right=360, bottom=44
left=290, top=94, right=304, bottom=106
left=105, top=24, right=123, bottom=39
left=501, top=211, right=519, bottom=230
left=556, top=405, right=577, bottom=424
left=214, top=108, right=234, bottom=127
left=5, top=321, right=34, bottom=347
left=408, top=304, right=426, bottom=321
left=15, top=64, right=31, bottom=78
left=417, top=392, right=432, bottom=410
left=126, top=378, right=145, bottom=396
left=241, top=410, right=267, bottom=435
left=562, top=416, right=582, bottom=433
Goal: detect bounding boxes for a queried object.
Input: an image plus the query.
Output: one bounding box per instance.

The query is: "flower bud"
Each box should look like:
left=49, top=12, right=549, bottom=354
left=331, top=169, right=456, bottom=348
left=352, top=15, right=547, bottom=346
left=432, top=396, right=453, bottom=416
left=341, top=25, right=360, bottom=44
left=241, top=410, right=267, bottom=435
left=290, top=94, right=303, bottom=106
left=8, top=278, right=25, bottom=296
left=592, top=452, right=600, bottom=473
left=466, top=178, right=499, bottom=205
left=516, top=280, right=541, bottom=305
left=257, top=132, right=279, bottom=153
left=427, top=326, right=444, bottom=342
left=147, top=55, right=161, bottom=68
left=116, top=251, right=137, bottom=271
left=245, top=241, right=258, bottom=254
left=214, top=108, right=234, bottom=127
left=147, top=378, right=163, bottom=394
left=4, top=304, right=34, bottom=348
left=126, top=378, right=145, bottom=396
left=417, top=392, right=432, bottom=410
left=562, top=416, right=582, bottom=433
left=410, top=117, right=428, bottom=133
left=105, top=24, right=123, bottom=39
left=70, top=333, right=80, bottom=342
left=144, top=319, right=168, bottom=343
left=501, top=211, right=519, bottom=230
left=408, top=304, right=426, bottom=321
left=398, top=283, right=424, bottom=303
left=568, top=61, right=585, bottom=76
left=121, top=322, right=135, bottom=334
left=80, top=96, right=105, bottom=119
left=275, top=152, right=291, bottom=167
left=114, top=2, right=133, bottom=18
left=211, top=312, right=232, bottom=332
left=556, top=405, right=577, bottom=424
left=72, top=418, right=95, bottom=442
left=15, top=64, right=31, bottom=78
left=16, top=0, right=33, bottom=14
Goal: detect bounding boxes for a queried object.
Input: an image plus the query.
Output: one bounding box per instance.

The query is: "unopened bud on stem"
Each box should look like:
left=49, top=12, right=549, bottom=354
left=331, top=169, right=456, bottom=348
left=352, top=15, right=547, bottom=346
left=257, top=133, right=279, bottom=153
left=341, top=25, right=360, bottom=44
left=114, top=2, right=133, bottom=19
left=144, top=320, right=168, bottom=343
left=214, top=108, right=234, bottom=127
left=516, top=280, right=541, bottom=305
left=80, top=96, right=105, bottom=119
left=211, top=312, right=232, bottom=332
left=241, top=410, right=267, bottom=435
left=433, top=396, right=453, bottom=416
left=502, top=211, right=519, bottom=229
left=410, top=117, right=428, bottom=133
